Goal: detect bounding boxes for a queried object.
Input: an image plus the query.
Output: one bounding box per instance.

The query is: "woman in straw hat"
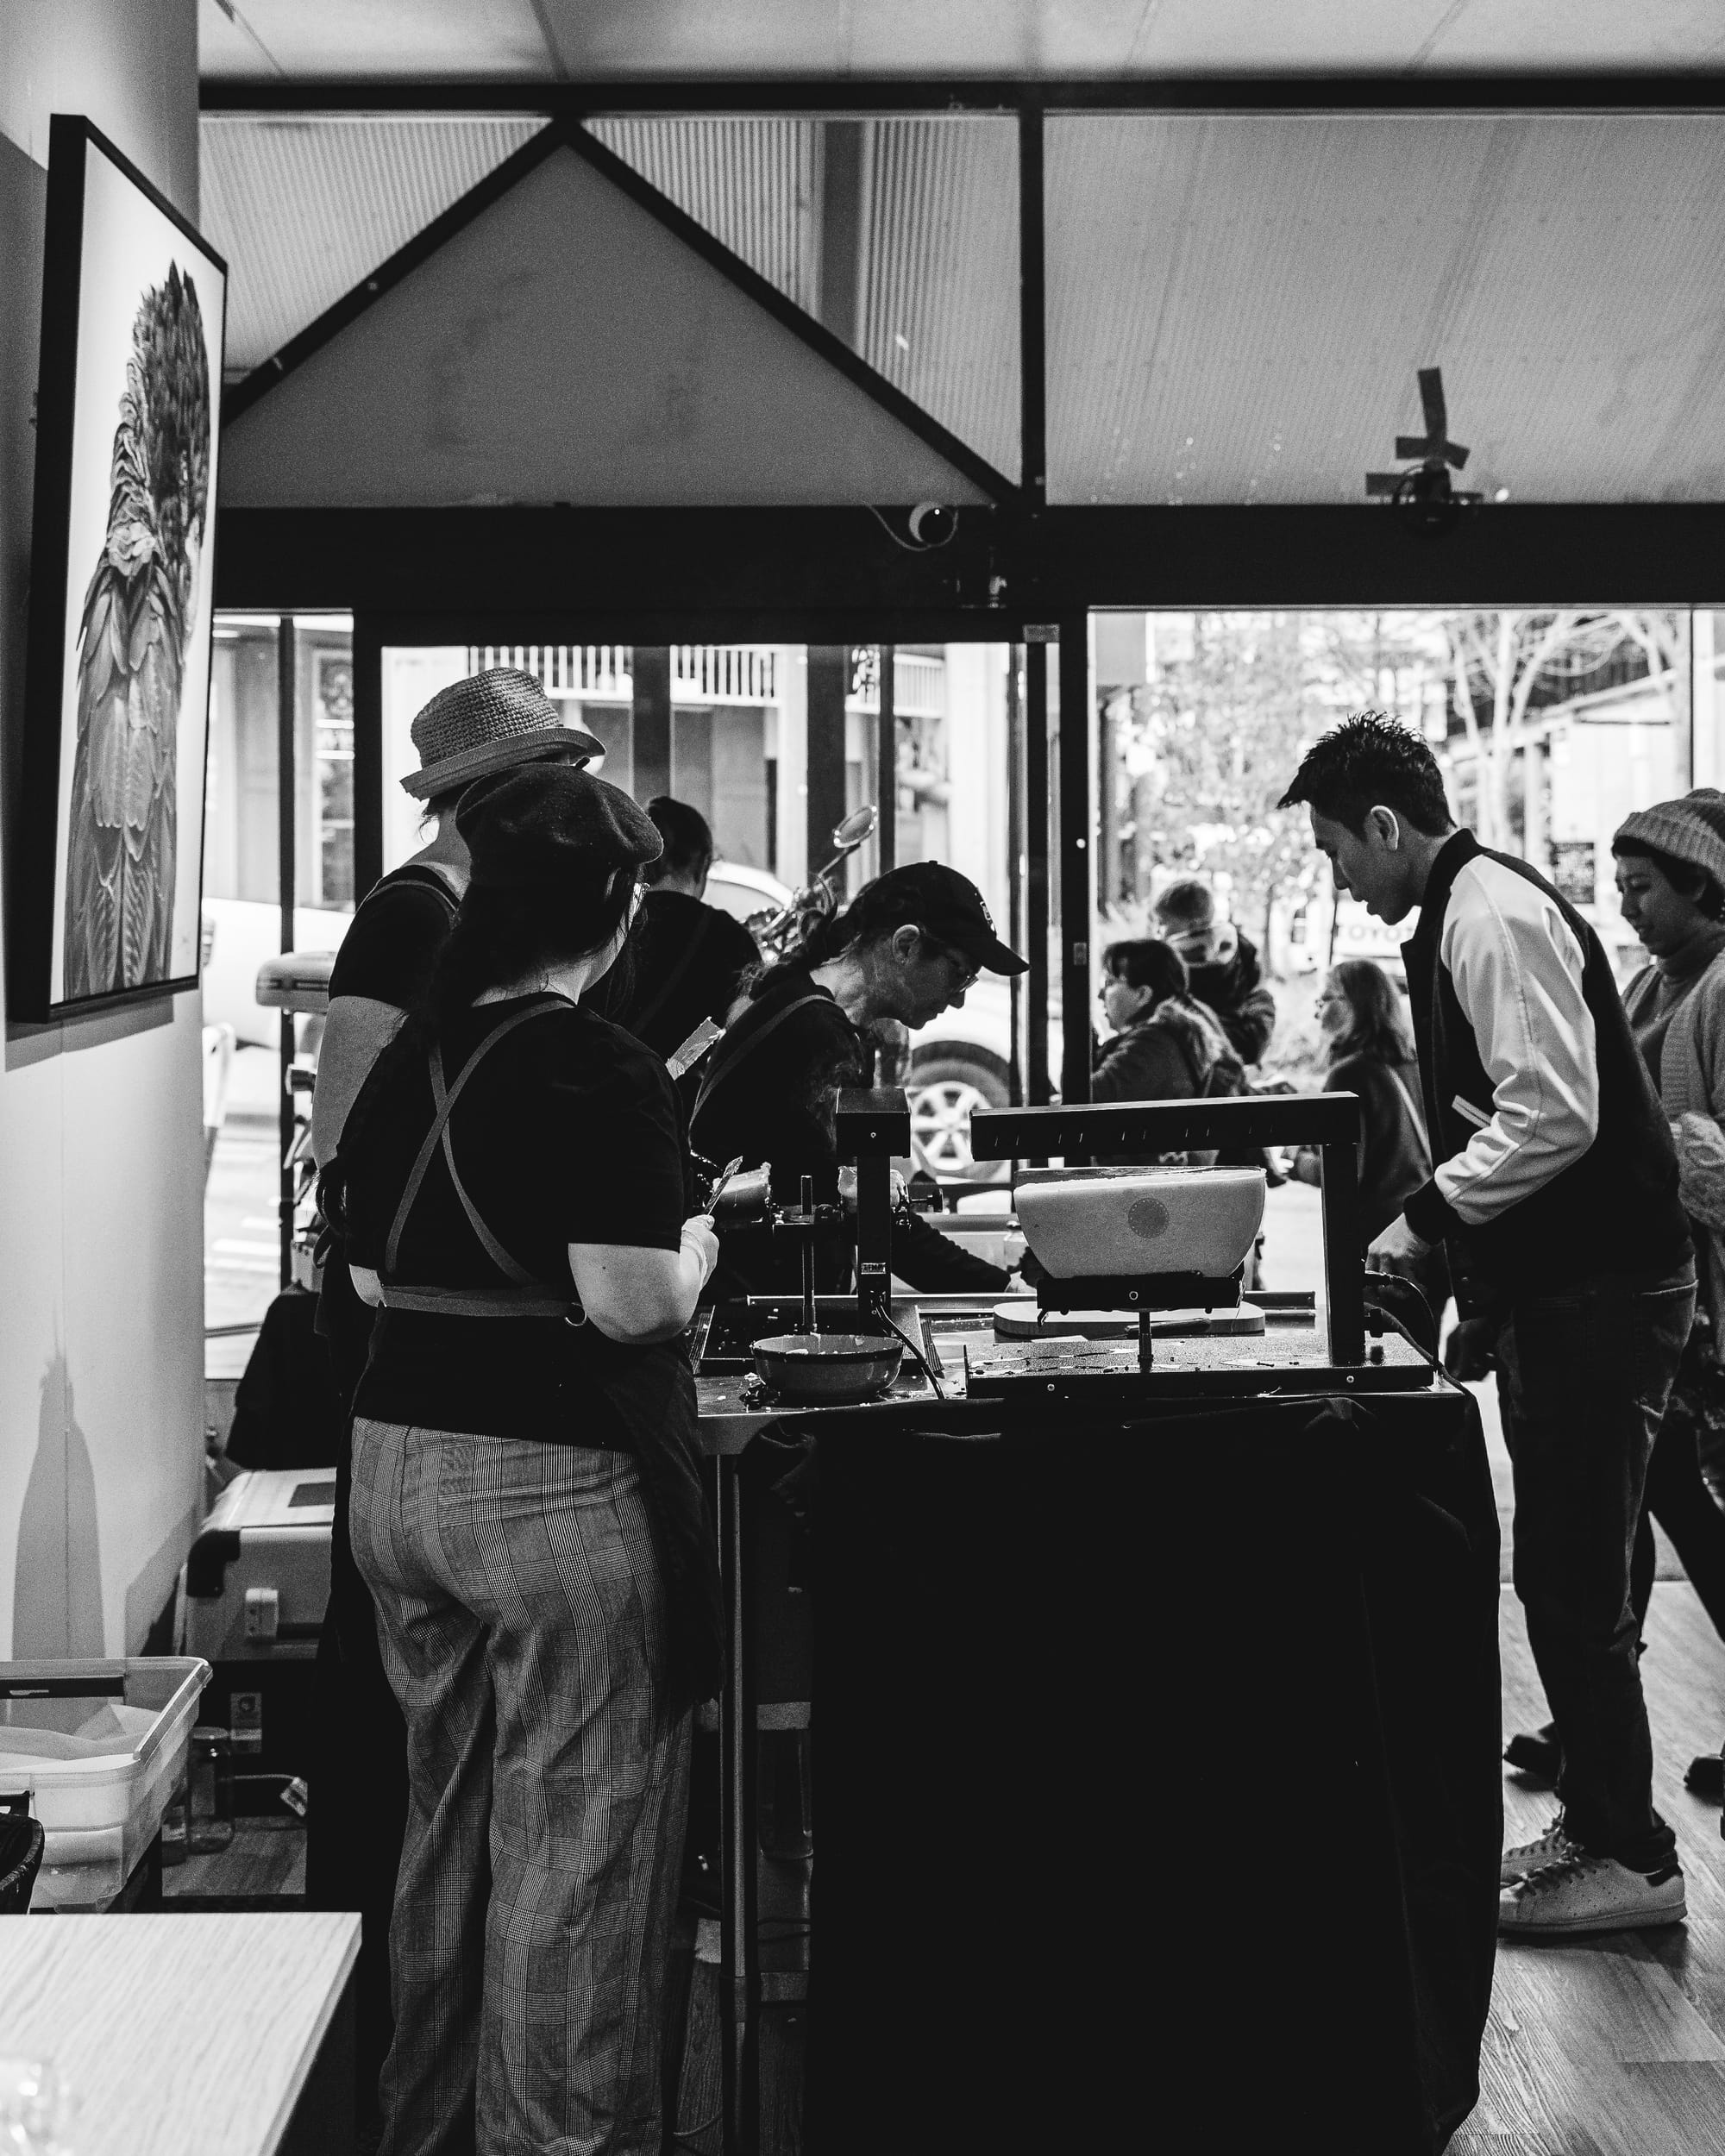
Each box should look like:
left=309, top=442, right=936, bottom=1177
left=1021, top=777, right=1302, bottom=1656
left=324, top=762, right=720, bottom=2156
left=305, top=667, right=600, bottom=2131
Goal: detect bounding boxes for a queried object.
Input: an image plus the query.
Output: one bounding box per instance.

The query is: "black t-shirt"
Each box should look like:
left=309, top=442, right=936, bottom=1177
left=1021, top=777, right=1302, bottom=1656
left=691, top=970, right=1007, bottom=1299
left=325, top=863, right=458, bottom=1007
left=318, top=863, right=461, bottom=1407
left=602, top=890, right=760, bottom=1061
left=342, top=997, right=692, bottom=1444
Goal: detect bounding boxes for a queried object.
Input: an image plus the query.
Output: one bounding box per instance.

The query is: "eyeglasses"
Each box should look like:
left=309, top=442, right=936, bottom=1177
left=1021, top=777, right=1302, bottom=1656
left=922, top=933, right=980, bottom=990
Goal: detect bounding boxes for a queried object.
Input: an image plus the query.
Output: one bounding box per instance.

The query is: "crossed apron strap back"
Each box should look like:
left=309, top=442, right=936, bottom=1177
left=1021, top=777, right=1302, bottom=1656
left=381, top=997, right=582, bottom=1320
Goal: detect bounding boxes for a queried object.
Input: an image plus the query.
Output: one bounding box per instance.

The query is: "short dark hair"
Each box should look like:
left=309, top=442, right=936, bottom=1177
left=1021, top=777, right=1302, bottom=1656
left=1154, top=878, right=1214, bottom=929
left=1103, top=937, right=1188, bottom=1003
left=643, top=796, right=714, bottom=883
left=1611, top=837, right=1725, bottom=919
left=1278, top=712, right=1453, bottom=837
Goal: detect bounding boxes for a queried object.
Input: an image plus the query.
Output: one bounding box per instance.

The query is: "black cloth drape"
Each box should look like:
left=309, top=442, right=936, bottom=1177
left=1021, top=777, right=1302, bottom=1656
left=799, top=1385, right=1501, bottom=2154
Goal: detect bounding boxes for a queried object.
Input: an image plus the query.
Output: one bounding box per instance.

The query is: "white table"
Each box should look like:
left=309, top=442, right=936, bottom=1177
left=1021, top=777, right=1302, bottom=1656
left=0, top=1912, right=359, bottom=2156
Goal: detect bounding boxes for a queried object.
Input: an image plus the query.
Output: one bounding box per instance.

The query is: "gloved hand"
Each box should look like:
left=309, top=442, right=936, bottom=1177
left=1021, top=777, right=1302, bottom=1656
left=681, top=1213, right=720, bottom=1287
left=1443, top=1316, right=1498, bottom=1382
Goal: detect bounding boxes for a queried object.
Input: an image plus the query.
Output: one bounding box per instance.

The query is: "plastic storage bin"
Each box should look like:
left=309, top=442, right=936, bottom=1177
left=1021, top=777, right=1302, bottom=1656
left=0, top=1658, right=210, bottom=1908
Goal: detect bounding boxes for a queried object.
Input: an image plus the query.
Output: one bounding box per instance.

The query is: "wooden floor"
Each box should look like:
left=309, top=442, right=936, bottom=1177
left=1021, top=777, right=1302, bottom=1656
left=1456, top=1581, right=1725, bottom=2156
left=151, top=1584, right=1725, bottom=2155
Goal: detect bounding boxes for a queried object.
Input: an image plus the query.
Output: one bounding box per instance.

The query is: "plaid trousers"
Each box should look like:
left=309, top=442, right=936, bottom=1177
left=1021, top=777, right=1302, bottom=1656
left=349, top=1419, right=692, bottom=2156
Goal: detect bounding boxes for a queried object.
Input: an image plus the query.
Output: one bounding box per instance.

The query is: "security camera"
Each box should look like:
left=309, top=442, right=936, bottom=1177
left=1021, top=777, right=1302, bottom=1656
left=907, top=503, right=957, bottom=548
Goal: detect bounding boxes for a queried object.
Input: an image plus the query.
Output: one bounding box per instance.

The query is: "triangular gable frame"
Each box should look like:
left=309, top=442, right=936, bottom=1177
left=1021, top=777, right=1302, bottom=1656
left=221, top=116, right=1015, bottom=505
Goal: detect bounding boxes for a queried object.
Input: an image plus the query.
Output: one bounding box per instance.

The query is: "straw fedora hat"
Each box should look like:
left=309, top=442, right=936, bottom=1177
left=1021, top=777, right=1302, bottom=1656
left=401, top=667, right=605, bottom=799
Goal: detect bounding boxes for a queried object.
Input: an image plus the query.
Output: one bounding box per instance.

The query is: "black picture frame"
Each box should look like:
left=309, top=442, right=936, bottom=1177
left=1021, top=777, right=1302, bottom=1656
left=10, top=114, right=227, bottom=1022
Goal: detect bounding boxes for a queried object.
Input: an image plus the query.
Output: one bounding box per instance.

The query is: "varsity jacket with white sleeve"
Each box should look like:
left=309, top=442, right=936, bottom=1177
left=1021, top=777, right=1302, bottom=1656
left=1400, top=829, right=1690, bottom=1300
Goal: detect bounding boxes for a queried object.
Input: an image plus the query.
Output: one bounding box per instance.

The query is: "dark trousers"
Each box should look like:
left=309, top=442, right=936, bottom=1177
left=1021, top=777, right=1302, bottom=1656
left=1631, top=1328, right=1725, bottom=1645
left=1494, top=1267, right=1694, bottom=1869
left=307, top=1422, right=411, bottom=2137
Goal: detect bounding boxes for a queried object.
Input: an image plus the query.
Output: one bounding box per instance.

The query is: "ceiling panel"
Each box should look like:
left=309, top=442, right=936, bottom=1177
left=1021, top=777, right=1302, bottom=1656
left=199, top=0, right=1725, bottom=83
left=1046, top=112, right=1725, bottom=504
left=218, top=140, right=997, bottom=507
left=594, top=116, right=1019, bottom=478
left=202, top=116, right=543, bottom=373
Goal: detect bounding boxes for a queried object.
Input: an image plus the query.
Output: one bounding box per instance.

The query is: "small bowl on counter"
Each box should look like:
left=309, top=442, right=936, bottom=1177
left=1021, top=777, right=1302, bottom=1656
left=750, top=1332, right=904, bottom=1405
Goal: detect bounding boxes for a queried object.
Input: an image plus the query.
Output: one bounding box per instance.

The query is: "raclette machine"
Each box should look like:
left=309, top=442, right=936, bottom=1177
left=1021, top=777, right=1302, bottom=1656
left=963, top=1092, right=1433, bottom=1398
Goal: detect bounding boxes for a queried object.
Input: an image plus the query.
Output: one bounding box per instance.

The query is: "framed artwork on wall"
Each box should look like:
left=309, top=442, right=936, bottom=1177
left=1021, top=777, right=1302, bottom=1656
left=10, top=114, right=226, bottom=1021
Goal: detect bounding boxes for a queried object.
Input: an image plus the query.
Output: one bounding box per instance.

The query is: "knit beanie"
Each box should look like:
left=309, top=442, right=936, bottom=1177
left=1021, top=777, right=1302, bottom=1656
left=1613, top=789, right=1725, bottom=894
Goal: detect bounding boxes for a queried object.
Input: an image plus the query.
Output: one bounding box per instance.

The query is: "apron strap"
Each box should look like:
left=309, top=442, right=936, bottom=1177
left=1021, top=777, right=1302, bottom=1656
left=690, top=991, right=831, bottom=1144
left=377, top=1282, right=572, bottom=1319
left=383, top=996, right=566, bottom=1280
left=430, top=1042, right=542, bottom=1288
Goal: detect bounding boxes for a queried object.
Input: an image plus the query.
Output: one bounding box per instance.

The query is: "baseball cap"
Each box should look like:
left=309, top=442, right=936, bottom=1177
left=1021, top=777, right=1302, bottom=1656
left=867, top=862, right=1026, bottom=975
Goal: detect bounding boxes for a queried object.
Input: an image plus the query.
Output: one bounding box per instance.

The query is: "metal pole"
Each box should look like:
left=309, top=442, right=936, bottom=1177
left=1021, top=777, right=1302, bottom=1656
left=1007, top=642, right=1025, bottom=1105
left=1057, top=618, right=1093, bottom=1106
left=1319, top=1139, right=1366, bottom=1365
left=352, top=616, right=384, bottom=901
left=1025, top=641, right=1051, bottom=1110
left=276, top=617, right=296, bottom=1292
left=877, top=643, right=896, bottom=876
left=718, top=1457, right=759, bottom=2156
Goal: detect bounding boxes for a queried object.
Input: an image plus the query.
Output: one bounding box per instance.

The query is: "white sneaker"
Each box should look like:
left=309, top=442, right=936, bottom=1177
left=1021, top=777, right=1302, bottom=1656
left=1500, top=1817, right=1580, bottom=1884
left=1499, top=1851, right=1685, bottom=1938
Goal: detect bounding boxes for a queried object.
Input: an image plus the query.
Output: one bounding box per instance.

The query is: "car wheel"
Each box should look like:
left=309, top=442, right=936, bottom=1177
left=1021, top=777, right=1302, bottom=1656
left=907, top=1058, right=1011, bottom=1182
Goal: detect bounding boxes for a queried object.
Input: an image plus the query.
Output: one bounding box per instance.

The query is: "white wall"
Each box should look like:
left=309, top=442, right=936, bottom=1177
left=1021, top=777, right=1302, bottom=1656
left=0, top=0, right=204, bottom=1656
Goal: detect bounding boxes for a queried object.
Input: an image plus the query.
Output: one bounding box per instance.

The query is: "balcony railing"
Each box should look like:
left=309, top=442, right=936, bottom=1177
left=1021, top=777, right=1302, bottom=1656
left=470, top=642, right=947, bottom=718
left=471, top=643, right=781, bottom=706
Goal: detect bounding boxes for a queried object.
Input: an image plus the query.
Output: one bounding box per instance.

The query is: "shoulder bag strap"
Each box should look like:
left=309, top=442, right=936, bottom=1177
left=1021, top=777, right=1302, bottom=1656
left=689, top=992, right=831, bottom=1142
left=626, top=909, right=714, bottom=1039
left=383, top=996, right=563, bottom=1278
left=1383, top=1065, right=1433, bottom=1175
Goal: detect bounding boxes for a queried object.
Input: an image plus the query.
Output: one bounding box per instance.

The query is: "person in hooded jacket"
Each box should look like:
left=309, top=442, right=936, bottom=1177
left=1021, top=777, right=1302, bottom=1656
left=1155, top=878, right=1277, bottom=1066
left=1089, top=939, right=1244, bottom=1165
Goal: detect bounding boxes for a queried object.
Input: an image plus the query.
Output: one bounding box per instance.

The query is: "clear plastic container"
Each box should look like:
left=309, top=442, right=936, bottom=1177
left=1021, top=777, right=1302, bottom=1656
left=0, top=1658, right=210, bottom=1908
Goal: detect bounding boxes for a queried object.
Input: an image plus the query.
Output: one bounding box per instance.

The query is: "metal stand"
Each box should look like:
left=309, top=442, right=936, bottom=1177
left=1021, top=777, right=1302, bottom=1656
left=969, top=1094, right=1368, bottom=1366
left=718, top=1454, right=758, bottom=2156
left=837, top=1088, right=911, bottom=1331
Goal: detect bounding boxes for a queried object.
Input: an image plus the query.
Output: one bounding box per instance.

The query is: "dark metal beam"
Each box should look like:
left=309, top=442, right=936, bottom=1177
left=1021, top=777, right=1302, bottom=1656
left=1024, top=638, right=1051, bottom=1110
left=632, top=645, right=673, bottom=801
left=276, top=617, right=297, bottom=1293
left=876, top=643, right=897, bottom=875
left=806, top=646, right=850, bottom=886
left=1057, top=618, right=1092, bottom=1107
left=352, top=614, right=384, bottom=900
left=216, top=505, right=1725, bottom=620
left=201, top=73, right=1725, bottom=116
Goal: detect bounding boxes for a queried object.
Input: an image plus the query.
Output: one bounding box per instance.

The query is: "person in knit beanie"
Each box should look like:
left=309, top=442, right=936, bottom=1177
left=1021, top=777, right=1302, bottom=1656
left=1532, top=790, right=1725, bottom=1804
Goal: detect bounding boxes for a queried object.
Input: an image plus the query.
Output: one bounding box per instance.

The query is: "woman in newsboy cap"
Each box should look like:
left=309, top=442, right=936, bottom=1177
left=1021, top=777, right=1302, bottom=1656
left=323, top=761, right=720, bottom=2155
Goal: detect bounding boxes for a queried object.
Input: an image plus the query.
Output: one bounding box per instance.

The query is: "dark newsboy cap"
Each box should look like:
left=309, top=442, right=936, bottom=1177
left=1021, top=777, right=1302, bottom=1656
left=455, top=764, right=663, bottom=888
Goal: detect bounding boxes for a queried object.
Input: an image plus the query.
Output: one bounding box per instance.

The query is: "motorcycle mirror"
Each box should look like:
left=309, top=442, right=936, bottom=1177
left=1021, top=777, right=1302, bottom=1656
left=831, top=805, right=879, bottom=851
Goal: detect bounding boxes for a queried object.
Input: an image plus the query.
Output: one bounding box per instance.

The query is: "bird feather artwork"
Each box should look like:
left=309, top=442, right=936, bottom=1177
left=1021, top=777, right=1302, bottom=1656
left=61, top=264, right=210, bottom=999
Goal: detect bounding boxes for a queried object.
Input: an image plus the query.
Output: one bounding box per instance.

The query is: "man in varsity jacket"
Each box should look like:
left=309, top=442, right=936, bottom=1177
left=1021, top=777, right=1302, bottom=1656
left=1282, top=715, right=1696, bottom=1939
